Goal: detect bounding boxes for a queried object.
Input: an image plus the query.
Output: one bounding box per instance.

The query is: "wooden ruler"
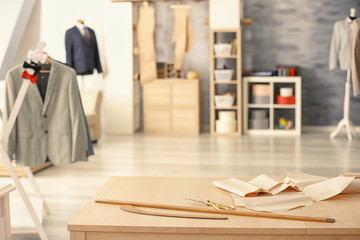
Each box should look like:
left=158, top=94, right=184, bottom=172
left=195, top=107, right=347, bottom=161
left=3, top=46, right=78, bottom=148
left=95, top=199, right=335, bottom=223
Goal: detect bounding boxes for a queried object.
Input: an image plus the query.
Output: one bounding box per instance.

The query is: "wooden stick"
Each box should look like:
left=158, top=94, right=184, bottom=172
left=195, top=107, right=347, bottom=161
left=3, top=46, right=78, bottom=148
left=95, top=199, right=335, bottom=223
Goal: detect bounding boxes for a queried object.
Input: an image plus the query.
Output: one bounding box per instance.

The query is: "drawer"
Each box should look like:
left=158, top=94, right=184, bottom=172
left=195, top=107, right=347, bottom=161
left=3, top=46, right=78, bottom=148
left=172, top=82, right=199, bottom=107
left=144, top=83, right=171, bottom=108
left=144, top=110, right=171, bottom=133
left=172, top=109, right=199, bottom=134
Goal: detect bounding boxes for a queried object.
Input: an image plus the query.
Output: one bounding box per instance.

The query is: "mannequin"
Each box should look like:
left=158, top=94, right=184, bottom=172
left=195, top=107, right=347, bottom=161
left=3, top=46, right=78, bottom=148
left=329, top=8, right=357, bottom=141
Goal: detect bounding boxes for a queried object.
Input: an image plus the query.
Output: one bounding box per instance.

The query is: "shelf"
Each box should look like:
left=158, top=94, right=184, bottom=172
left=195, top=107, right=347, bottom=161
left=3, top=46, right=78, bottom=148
left=210, top=28, right=242, bottom=136
left=215, top=80, right=238, bottom=84
left=244, top=76, right=300, bottom=83
left=214, top=55, right=237, bottom=59
left=248, top=104, right=270, bottom=108
left=215, top=106, right=238, bottom=110
left=243, top=76, right=302, bottom=136
left=274, top=104, right=296, bottom=109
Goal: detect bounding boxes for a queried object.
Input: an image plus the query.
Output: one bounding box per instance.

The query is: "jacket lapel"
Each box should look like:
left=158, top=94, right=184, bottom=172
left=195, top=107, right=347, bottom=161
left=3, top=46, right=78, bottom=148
left=27, top=79, right=43, bottom=106
left=42, top=61, right=58, bottom=114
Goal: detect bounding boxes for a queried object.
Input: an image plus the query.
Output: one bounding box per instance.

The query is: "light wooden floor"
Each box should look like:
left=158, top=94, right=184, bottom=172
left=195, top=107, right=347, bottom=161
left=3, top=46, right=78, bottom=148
left=1, top=130, right=360, bottom=239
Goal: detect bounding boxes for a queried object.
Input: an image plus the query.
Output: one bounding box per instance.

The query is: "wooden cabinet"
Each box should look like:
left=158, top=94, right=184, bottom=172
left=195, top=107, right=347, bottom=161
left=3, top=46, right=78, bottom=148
left=243, top=76, right=302, bottom=136
left=210, top=28, right=242, bottom=136
left=143, top=79, right=200, bottom=135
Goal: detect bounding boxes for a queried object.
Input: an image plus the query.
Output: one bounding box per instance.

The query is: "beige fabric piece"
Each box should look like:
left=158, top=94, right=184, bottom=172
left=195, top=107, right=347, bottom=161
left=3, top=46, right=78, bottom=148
left=302, top=176, right=354, bottom=201
left=213, top=178, right=263, bottom=197
left=137, top=5, right=157, bottom=85
left=231, top=192, right=313, bottom=213
left=248, top=174, right=290, bottom=195
left=350, top=19, right=360, bottom=96
left=284, top=172, right=328, bottom=190
left=172, top=7, right=194, bottom=70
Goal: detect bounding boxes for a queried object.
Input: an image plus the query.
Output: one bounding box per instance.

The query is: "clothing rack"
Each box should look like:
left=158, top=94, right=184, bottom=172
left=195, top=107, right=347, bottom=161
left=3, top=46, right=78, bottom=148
left=0, top=42, right=49, bottom=240
left=330, top=69, right=357, bottom=141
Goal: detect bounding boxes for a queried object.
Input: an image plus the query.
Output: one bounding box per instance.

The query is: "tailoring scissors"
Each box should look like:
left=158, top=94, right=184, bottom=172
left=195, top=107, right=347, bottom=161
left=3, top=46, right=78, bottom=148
left=185, top=198, right=235, bottom=211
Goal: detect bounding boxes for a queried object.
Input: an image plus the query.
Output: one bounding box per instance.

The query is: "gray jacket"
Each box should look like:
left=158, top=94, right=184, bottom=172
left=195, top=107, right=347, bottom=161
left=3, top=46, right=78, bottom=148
left=3, top=60, right=88, bottom=166
left=329, top=18, right=352, bottom=70
left=350, top=19, right=360, bottom=96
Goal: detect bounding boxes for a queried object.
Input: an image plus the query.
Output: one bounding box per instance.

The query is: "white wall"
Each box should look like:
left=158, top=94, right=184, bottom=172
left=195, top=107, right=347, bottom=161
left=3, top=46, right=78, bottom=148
left=0, top=0, right=37, bottom=79
left=1, top=0, right=136, bottom=134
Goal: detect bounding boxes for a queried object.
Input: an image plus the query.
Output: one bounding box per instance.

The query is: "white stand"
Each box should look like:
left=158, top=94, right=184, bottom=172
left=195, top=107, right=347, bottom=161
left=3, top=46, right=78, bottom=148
left=0, top=81, right=48, bottom=240
left=330, top=69, right=357, bottom=141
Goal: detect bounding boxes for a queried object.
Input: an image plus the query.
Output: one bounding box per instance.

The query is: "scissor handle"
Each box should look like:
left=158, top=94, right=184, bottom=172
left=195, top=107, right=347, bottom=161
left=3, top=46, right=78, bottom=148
left=205, top=200, right=235, bottom=211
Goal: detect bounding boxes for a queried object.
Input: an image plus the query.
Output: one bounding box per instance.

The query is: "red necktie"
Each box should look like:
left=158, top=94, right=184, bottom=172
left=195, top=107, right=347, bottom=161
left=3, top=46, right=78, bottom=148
left=22, top=71, right=38, bottom=84
left=84, top=28, right=90, bottom=44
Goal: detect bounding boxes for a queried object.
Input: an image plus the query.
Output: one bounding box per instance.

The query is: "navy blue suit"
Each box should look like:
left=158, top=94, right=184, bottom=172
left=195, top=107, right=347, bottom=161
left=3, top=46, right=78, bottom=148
left=65, top=26, right=102, bottom=75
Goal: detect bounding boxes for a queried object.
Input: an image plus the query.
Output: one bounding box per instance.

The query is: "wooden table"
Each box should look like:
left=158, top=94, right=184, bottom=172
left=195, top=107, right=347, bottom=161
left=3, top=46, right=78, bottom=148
left=0, top=184, right=16, bottom=240
left=68, top=177, right=360, bottom=240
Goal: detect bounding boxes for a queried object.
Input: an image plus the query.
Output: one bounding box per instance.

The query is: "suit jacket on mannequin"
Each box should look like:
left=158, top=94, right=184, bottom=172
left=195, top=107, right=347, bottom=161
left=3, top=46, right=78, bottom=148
left=329, top=18, right=352, bottom=70
left=350, top=19, right=360, bottom=96
left=3, top=60, right=88, bottom=166
left=65, top=26, right=102, bottom=75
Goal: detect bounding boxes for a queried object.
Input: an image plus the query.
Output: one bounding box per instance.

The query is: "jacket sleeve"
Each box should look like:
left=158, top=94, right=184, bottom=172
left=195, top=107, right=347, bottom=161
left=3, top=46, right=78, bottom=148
left=65, top=30, right=74, bottom=68
left=2, top=72, right=17, bottom=160
left=92, top=31, right=103, bottom=74
left=351, top=20, right=360, bottom=96
left=68, top=70, right=88, bottom=162
left=329, top=22, right=339, bottom=70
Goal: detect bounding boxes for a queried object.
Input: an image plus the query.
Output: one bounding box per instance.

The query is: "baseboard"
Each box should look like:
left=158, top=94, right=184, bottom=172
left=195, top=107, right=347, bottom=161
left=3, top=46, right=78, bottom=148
left=302, top=125, right=360, bottom=133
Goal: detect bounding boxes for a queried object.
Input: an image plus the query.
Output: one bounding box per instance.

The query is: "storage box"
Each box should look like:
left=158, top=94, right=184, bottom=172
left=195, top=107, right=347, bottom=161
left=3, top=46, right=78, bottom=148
left=250, top=109, right=267, bottom=119
left=251, top=95, right=270, bottom=104
left=214, top=44, right=232, bottom=56
left=214, top=69, right=233, bottom=81
left=209, top=0, right=243, bottom=29
left=249, top=118, right=269, bottom=129
left=277, top=95, right=295, bottom=104
left=252, top=84, right=270, bottom=96
left=219, top=111, right=236, bottom=121
left=215, top=95, right=235, bottom=107
left=216, top=119, right=236, bottom=133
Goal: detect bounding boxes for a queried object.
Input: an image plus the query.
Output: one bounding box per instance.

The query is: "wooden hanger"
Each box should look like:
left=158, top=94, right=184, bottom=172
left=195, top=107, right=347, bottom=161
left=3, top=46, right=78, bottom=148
left=39, top=52, right=52, bottom=73
left=77, top=19, right=85, bottom=24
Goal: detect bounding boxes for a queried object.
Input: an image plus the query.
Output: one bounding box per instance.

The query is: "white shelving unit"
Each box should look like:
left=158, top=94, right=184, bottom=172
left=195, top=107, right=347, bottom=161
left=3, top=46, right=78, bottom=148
left=243, top=76, right=302, bottom=136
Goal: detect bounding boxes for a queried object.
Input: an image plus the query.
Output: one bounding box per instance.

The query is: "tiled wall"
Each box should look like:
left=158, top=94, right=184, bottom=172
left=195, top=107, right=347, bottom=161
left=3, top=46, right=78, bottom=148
left=154, top=1, right=360, bottom=127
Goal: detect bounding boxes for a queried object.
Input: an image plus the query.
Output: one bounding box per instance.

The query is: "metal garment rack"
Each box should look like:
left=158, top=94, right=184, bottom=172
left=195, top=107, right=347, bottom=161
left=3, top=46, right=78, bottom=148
left=0, top=44, right=49, bottom=240
left=330, top=69, right=357, bottom=141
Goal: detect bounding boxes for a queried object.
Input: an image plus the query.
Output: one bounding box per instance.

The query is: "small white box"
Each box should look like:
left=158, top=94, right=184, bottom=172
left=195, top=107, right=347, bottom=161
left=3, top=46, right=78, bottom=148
left=214, top=69, right=234, bottom=81
left=215, top=95, right=235, bottom=107
left=214, top=44, right=232, bottom=56
left=280, top=88, right=293, bottom=97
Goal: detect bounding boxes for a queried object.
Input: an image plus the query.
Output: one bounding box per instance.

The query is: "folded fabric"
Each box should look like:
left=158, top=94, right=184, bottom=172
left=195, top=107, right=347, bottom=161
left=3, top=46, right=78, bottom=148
left=231, top=191, right=313, bottom=213
left=302, top=176, right=355, bottom=201
left=213, top=178, right=263, bottom=197
left=284, top=172, right=328, bottom=190
left=248, top=174, right=290, bottom=195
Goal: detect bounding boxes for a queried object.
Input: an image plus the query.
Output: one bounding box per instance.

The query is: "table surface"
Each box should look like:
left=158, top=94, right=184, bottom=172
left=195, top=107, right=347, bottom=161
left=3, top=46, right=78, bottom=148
left=68, top=177, right=360, bottom=239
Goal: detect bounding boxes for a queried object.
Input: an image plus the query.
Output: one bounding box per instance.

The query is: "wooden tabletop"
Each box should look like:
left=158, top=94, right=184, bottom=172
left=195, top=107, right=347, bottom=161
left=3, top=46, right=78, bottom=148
left=68, top=177, right=360, bottom=239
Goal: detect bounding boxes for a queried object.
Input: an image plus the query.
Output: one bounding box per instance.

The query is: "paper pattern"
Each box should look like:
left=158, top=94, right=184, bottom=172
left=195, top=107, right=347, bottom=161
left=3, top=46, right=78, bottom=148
left=214, top=172, right=360, bottom=213
left=302, top=176, right=355, bottom=201
left=231, top=192, right=313, bottom=213
left=213, top=178, right=263, bottom=197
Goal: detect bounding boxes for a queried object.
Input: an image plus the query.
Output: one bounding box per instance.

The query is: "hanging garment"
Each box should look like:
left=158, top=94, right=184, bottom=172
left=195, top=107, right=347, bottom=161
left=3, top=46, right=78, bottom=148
left=65, top=26, right=103, bottom=75
left=350, top=19, right=360, bottom=96
left=172, top=7, right=194, bottom=71
left=137, top=5, right=157, bottom=85
left=3, top=60, right=88, bottom=166
left=329, top=18, right=352, bottom=70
